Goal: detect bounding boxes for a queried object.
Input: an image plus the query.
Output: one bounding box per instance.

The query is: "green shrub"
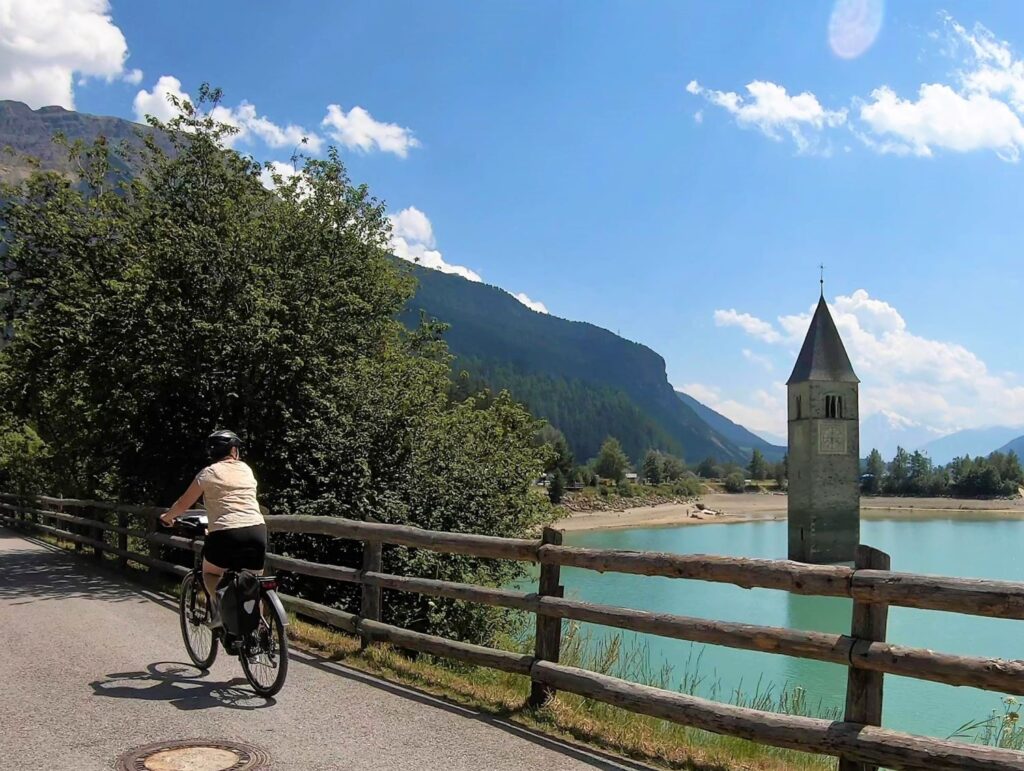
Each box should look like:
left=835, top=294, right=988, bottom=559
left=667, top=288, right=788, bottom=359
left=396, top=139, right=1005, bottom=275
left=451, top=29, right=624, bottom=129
left=724, top=471, right=746, bottom=493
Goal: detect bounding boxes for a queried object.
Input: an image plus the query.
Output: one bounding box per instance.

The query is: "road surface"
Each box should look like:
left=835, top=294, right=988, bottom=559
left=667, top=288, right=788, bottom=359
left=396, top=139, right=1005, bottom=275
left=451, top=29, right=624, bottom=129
left=0, top=529, right=650, bottom=771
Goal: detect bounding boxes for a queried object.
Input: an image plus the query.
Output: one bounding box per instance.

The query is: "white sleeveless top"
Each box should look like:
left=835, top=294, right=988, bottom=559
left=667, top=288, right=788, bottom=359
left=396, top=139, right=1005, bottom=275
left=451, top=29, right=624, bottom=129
left=195, top=459, right=265, bottom=532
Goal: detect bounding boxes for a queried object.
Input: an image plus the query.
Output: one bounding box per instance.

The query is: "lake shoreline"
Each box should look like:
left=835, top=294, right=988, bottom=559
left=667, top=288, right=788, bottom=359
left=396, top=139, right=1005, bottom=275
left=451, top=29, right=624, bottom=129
left=555, top=493, right=1024, bottom=532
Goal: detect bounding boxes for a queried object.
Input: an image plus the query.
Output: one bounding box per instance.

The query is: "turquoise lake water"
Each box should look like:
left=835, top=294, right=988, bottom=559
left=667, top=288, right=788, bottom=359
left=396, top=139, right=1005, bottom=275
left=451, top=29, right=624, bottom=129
left=559, top=514, right=1024, bottom=739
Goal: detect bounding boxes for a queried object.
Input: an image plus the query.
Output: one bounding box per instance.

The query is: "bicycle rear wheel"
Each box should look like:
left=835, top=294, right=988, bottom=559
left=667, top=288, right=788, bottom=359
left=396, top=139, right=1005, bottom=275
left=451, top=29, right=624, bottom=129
left=240, top=593, right=289, bottom=697
left=179, top=573, right=218, bottom=669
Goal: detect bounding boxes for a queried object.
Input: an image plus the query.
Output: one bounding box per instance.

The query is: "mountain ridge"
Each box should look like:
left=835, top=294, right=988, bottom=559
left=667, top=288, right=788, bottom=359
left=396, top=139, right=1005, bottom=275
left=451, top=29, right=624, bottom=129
left=402, top=264, right=754, bottom=464
left=998, top=435, right=1024, bottom=458
left=916, top=425, right=1024, bottom=465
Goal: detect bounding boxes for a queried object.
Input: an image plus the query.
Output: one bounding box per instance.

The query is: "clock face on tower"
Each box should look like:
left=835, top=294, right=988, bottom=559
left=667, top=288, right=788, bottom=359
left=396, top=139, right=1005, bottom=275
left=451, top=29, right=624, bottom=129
left=818, top=421, right=848, bottom=455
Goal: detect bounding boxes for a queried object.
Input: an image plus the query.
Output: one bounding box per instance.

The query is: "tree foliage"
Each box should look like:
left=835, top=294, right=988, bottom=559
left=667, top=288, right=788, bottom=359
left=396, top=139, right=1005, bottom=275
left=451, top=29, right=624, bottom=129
left=0, top=87, right=549, bottom=643
left=862, top=446, right=1023, bottom=498
left=639, top=448, right=687, bottom=484
left=594, top=436, right=629, bottom=483
left=641, top=450, right=662, bottom=485
left=747, top=449, right=769, bottom=481
left=723, top=471, right=746, bottom=493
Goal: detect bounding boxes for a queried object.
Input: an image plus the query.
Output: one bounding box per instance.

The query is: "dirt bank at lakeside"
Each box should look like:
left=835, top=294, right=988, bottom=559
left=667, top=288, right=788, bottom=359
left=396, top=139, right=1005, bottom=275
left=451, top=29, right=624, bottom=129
left=555, top=493, right=1024, bottom=532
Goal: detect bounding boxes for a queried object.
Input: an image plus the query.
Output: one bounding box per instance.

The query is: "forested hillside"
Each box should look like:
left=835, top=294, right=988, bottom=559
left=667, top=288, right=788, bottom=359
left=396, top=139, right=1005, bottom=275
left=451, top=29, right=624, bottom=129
left=402, top=264, right=749, bottom=464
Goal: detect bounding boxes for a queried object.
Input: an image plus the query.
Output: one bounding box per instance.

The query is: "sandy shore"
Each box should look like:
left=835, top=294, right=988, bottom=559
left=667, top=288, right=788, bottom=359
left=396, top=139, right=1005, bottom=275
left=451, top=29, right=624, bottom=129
left=556, top=493, right=1024, bottom=532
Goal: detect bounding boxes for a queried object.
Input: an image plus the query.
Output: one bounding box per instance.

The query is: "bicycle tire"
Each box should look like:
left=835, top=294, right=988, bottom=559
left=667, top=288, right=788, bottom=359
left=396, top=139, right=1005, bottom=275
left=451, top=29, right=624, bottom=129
left=179, top=572, right=218, bottom=669
left=240, top=592, right=289, bottom=697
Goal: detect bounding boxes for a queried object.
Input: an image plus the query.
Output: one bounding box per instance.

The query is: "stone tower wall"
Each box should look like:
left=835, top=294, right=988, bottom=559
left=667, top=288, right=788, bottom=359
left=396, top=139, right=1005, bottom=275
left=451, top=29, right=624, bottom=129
left=787, top=381, right=860, bottom=563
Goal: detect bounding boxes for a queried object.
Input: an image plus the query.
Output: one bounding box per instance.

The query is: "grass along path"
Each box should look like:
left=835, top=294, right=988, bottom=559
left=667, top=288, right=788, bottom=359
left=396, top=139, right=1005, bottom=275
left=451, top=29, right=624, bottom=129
left=288, top=617, right=835, bottom=771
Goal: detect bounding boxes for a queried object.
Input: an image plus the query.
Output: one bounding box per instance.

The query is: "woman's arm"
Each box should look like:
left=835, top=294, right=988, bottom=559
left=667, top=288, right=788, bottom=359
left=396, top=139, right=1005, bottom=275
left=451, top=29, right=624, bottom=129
left=159, top=478, right=204, bottom=526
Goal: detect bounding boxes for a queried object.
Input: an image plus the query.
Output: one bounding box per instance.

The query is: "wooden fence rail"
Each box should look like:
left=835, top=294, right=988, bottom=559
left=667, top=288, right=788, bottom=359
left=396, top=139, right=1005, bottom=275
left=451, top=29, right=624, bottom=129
left=2, top=492, right=1024, bottom=770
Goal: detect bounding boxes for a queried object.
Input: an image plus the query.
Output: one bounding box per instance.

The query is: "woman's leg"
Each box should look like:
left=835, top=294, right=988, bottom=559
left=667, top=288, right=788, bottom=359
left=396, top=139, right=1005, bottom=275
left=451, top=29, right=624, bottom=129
left=203, top=558, right=225, bottom=621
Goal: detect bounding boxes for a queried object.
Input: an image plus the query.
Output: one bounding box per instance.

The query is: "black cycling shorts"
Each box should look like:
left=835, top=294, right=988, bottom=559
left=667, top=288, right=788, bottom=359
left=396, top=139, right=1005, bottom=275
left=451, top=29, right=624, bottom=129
left=204, top=524, right=267, bottom=571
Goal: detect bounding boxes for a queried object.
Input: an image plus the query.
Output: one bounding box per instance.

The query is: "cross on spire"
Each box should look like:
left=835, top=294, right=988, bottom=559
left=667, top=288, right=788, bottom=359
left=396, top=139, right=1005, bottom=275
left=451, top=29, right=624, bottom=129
left=819, top=263, right=825, bottom=297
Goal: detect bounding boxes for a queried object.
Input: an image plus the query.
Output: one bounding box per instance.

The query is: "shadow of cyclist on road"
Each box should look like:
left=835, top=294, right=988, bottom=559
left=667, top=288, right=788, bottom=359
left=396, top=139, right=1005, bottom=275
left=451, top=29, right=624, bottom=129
left=90, top=661, right=275, bottom=711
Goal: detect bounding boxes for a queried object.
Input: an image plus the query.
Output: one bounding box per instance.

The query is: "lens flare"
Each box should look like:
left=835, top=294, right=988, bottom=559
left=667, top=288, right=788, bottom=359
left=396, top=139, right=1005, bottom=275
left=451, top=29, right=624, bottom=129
left=828, top=0, right=884, bottom=59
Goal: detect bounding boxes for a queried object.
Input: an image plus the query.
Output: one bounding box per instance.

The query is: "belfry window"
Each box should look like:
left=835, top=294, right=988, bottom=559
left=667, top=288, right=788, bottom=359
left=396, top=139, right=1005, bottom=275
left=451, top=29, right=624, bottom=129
left=825, top=394, right=843, bottom=419
left=796, top=395, right=802, bottom=419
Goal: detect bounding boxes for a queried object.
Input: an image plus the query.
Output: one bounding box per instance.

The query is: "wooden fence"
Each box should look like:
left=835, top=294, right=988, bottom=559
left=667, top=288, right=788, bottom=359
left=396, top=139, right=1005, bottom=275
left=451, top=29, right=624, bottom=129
left=3, top=492, right=1024, bottom=770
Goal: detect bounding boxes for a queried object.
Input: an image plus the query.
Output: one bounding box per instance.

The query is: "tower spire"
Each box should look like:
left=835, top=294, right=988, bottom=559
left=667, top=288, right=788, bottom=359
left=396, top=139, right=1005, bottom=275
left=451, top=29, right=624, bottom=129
left=819, top=263, right=824, bottom=298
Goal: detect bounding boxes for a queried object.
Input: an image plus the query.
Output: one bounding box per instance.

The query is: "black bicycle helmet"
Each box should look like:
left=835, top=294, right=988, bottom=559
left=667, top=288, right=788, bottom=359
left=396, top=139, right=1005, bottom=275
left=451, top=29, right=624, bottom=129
left=206, top=429, right=242, bottom=460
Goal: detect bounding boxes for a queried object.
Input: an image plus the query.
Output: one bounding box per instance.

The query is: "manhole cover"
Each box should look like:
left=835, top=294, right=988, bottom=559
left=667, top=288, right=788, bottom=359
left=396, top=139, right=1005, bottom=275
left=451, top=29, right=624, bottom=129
left=115, top=739, right=270, bottom=771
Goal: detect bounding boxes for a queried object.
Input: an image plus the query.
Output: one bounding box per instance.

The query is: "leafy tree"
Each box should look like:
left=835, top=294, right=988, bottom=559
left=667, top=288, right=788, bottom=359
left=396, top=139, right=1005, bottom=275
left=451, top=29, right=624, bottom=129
left=594, top=436, right=629, bottom=483
left=773, top=454, right=788, bottom=489
left=696, top=457, right=719, bottom=479
left=748, top=449, right=769, bottom=481
left=0, top=87, right=549, bottom=645
left=660, top=453, right=687, bottom=481
left=864, top=449, right=885, bottom=494
left=550, top=434, right=574, bottom=479
left=996, top=451, right=1023, bottom=485
left=641, top=450, right=663, bottom=485
left=724, top=471, right=746, bottom=493
left=548, top=469, right=566, bottom=504
left=886, top=447, right=911, bottom=494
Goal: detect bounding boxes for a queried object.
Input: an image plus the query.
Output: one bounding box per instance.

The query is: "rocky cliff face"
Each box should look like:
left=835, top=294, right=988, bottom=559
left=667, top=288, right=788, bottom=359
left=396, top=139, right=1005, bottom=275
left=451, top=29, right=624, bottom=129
left=0, top=100, right=154, bottom=181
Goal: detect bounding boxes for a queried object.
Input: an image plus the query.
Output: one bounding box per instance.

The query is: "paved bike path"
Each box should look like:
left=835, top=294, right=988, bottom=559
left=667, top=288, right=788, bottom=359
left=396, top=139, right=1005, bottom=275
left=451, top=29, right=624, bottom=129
left=0, top=530, right=649, bottom=771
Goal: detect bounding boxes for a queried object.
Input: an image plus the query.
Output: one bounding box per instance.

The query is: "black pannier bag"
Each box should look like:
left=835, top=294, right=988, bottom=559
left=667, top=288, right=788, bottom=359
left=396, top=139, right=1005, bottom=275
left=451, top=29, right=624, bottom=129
left=217, top=570, right=261, bottom=636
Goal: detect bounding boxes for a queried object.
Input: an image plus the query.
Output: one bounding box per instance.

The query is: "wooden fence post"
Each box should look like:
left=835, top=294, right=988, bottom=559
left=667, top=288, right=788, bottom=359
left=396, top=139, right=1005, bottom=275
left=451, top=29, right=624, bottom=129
left=838, top=544, right=891, bottom=771
left=360, top=539, right=383, bottom=650
left=69, top=503, right=83, bottom=552
left=117, top=512, right=128, bottom=570
left=529, top=527, right=564, bottom=708
left=91, top=506, right=105, bottom=563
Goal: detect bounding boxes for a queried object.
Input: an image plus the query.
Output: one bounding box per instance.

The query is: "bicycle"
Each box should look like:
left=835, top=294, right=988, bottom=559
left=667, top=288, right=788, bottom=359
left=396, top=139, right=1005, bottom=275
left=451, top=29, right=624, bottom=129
left=169, top=514, right=289, bottom=697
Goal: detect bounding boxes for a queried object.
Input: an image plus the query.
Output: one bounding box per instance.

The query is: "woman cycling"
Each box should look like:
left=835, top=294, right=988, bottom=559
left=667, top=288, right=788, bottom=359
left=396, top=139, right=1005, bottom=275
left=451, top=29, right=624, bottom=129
left=160, top=429, right=267, bottom=627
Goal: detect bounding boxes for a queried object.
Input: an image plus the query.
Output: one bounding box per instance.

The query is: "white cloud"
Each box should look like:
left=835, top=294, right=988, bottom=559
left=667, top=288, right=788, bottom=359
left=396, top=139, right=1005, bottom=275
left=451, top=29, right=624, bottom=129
left=514, top=293, right=548, bottom=314
left=322, top=104, right=420, bottom=158
left=681, top=382, right=788, bottom=438
left=133, top=75, right=190, bottom=123
left=390, top=206, right=435, bottom=245
left=949, top=16, right=1024, bottom=113
left=689, top=15, right=1024, bottom=163
left=388, top=206, right=482, bottom=282
left=858, top=84, right=1024, bottom=161
left=123, top=67, right=143, bottom=86
left=0, top=0, right=131, bottom=108
left=134, top=77, right=323, bottom=153
left=713, top=308, right=783, bottom=344
left=687, top=79, right=847, bottom=153
left=213, top=102, right=324, bottom=153
left=259, top=160, right=300, bottom=190
left=711, top=289, right=1024, bottom=434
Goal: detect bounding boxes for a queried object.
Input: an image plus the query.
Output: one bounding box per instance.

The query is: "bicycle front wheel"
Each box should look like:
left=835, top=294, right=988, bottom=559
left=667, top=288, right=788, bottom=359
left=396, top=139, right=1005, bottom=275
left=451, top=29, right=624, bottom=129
left=240, top=593, right=289, bottom=697
left=179, top=572, right=218, bottom=669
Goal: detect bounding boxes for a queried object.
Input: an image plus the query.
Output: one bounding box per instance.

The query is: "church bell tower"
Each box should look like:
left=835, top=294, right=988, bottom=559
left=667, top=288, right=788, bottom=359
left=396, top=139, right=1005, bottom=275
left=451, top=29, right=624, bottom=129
left=787, top=290, right=860, bottom=564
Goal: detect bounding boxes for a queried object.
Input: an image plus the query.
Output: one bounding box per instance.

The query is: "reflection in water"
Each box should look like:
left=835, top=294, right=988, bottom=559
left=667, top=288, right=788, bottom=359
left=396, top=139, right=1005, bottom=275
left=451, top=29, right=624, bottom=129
left=563, top=515, right=1017, bottom=739
left=780, top=593, right=851, bottom=717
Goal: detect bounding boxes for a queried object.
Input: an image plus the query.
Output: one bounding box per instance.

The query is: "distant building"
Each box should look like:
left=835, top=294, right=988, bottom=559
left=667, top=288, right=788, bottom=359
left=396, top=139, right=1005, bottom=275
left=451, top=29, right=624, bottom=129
left=787, top=291, right=860, bottom=564
left=624, top=472, right=639, bottom=482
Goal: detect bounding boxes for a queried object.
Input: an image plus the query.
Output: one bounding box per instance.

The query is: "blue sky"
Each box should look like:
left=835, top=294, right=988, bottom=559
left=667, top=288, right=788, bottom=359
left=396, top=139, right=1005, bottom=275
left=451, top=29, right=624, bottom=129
left=4, top=1, right=1023, bottom=450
